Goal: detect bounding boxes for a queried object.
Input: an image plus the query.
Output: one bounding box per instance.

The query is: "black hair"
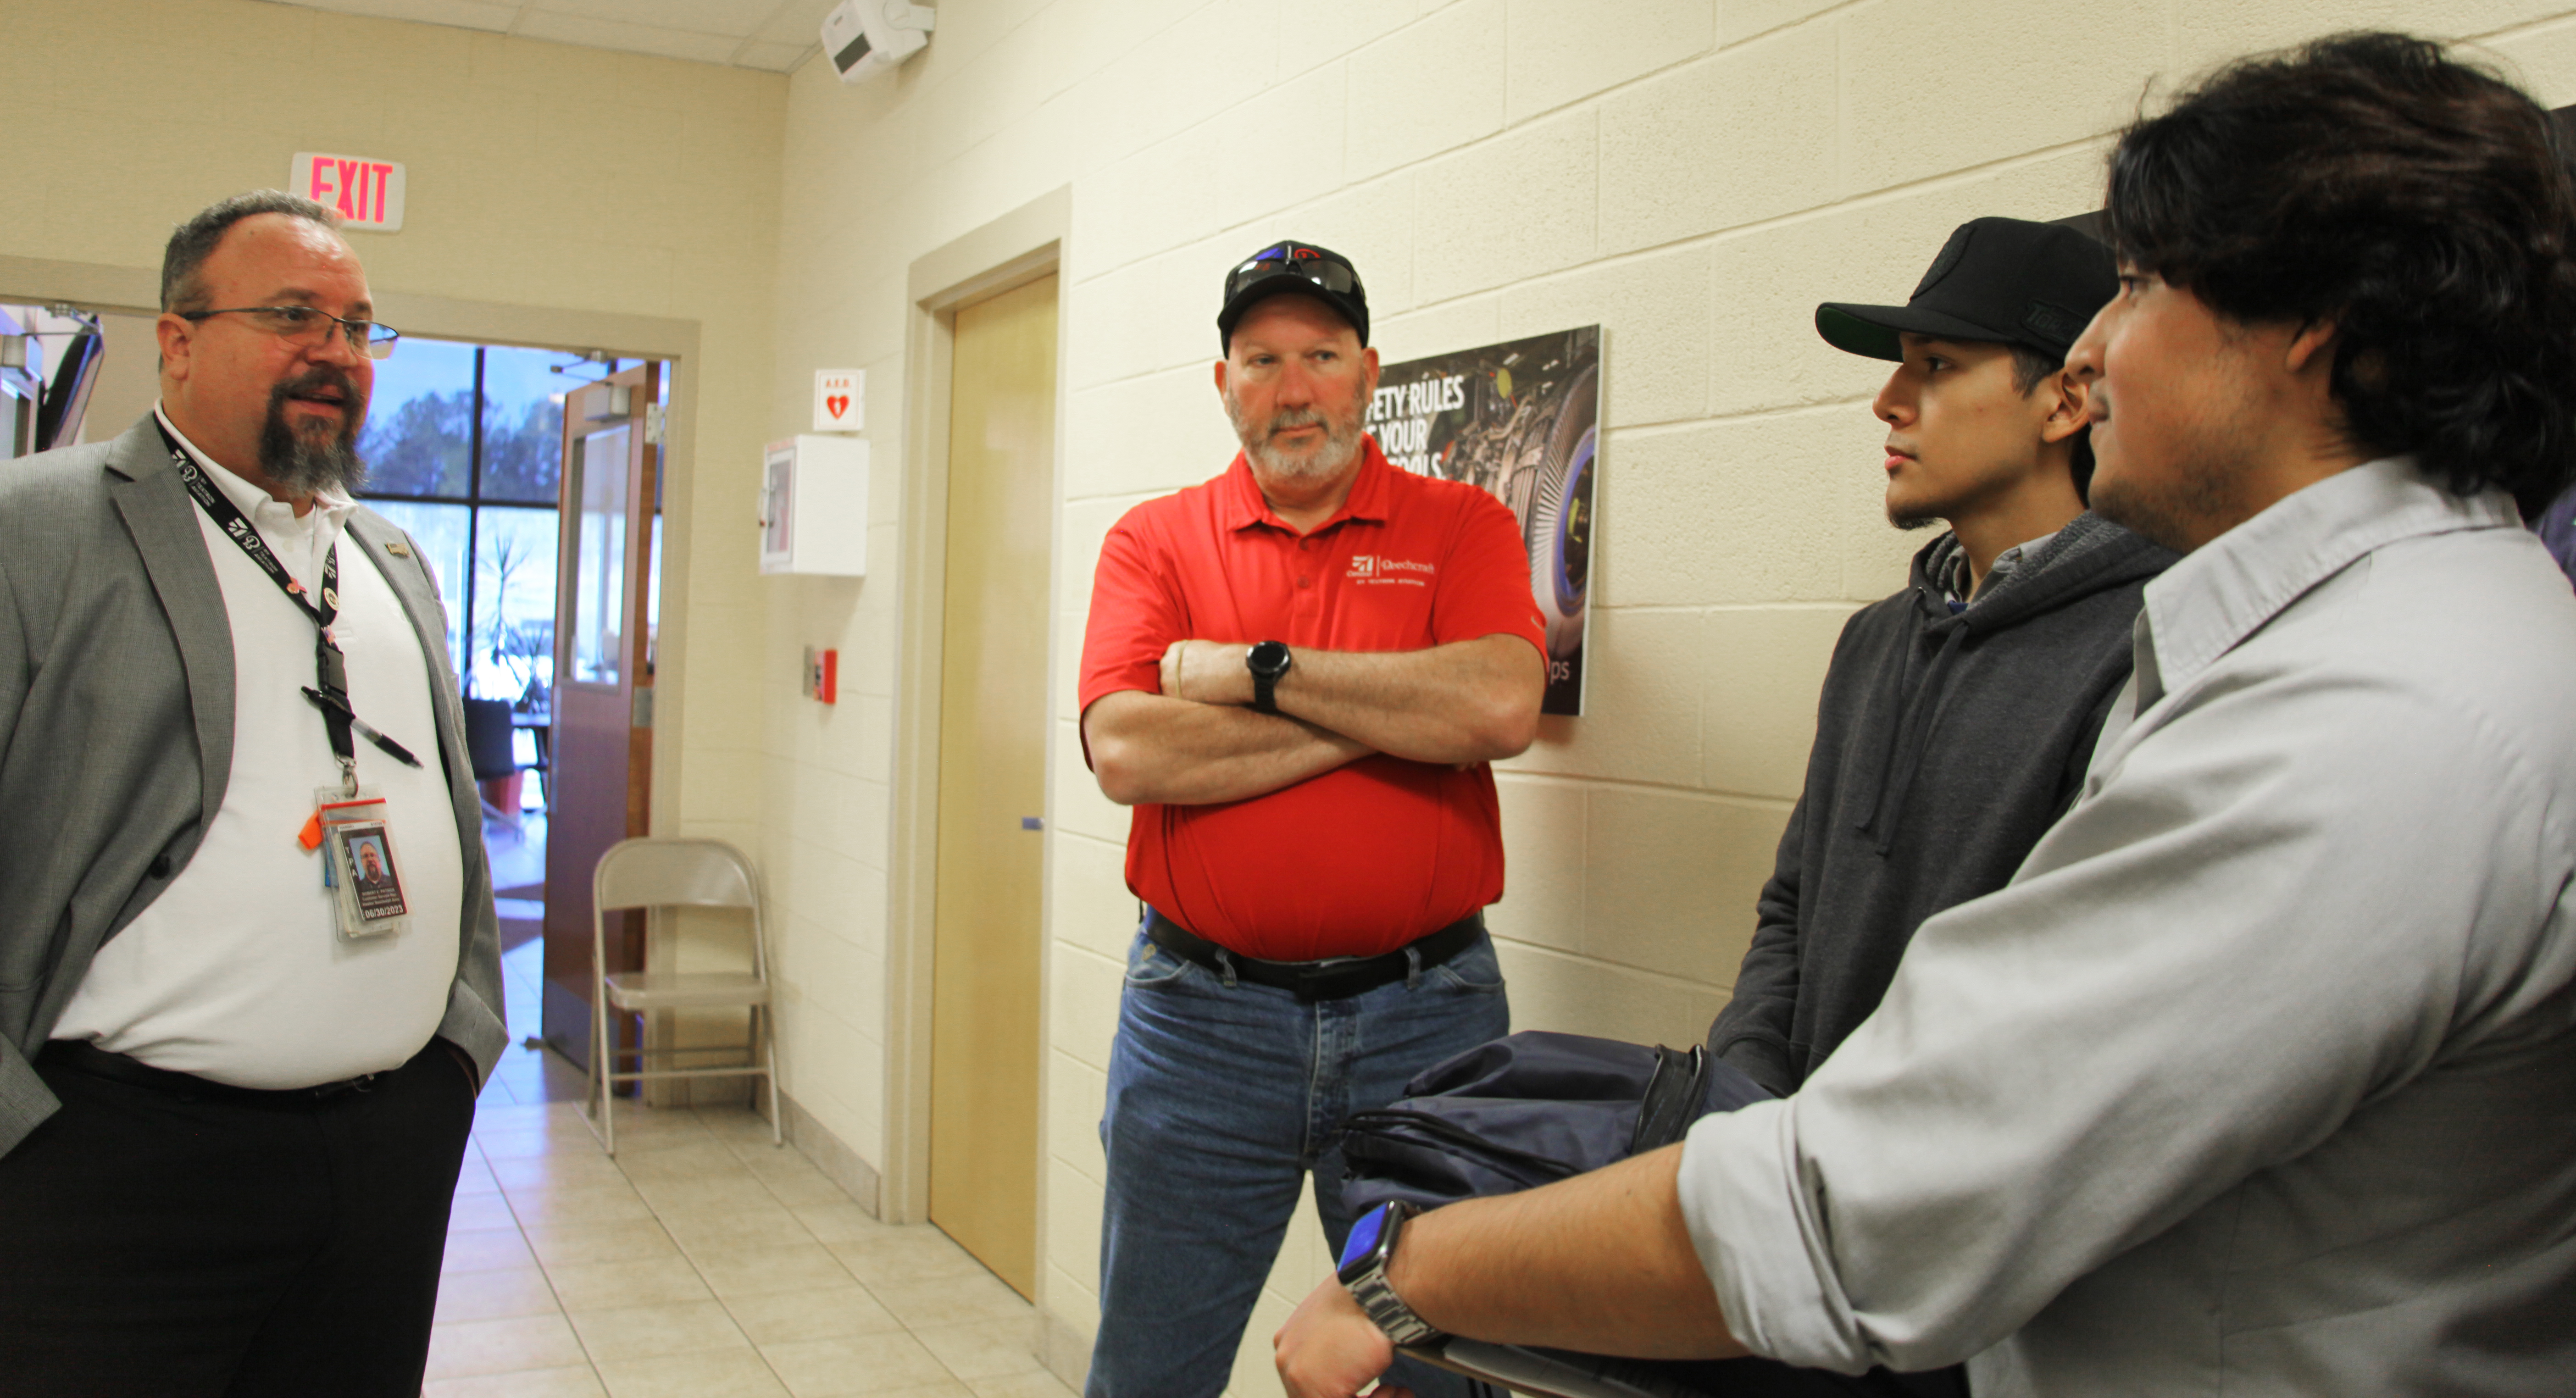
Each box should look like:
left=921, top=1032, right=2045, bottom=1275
left=161, top=190, right=339, bottom=313
left=2009, top=343, right=2095, bottom=501
left=2106, top=31, right=2576, bottom=518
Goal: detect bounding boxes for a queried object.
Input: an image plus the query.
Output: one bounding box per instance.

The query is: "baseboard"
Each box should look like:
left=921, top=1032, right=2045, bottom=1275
left=1044, top=1309, right=1093, bottom=1393
left=774, top=1088, right=883, bottom=1218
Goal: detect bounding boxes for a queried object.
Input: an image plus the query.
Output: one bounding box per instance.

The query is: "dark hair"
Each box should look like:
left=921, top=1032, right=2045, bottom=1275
left=2105, top=32, right=2576, bottom=518
left=161, top=190, right=339, bottom=313
left=2009, top=343, right=2095, bottom=501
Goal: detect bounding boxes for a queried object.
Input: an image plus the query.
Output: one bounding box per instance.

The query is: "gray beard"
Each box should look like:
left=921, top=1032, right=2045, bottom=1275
left=1224, top=386, right=1366, bottom=482
left=258, top=383, right=368, bottom=498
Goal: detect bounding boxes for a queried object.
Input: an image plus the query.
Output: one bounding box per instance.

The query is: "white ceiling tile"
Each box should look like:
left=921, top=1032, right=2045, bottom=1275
left=524, top=0, right=777, bottom=36
left=257, top=0, right=815, bottom=70
left=755, top=0, right=838, bottom=46
left=510, top=9, right=743, bottom=63
left=262, top=0, right=517, bottom=33
left=736, top=39, right=818, bottom=73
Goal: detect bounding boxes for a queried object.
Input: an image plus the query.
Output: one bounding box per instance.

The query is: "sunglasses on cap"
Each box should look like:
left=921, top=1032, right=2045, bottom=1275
left=1225, top=248, right=1363, bottom=302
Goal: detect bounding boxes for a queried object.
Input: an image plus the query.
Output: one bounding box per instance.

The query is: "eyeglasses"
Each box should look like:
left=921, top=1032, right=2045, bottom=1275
left=1226, top=252, right=1363, bottom=303
left=179, top=305, right=401, bottom=360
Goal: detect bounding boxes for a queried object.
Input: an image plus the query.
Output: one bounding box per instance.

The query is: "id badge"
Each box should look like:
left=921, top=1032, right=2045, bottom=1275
left=310, top=787, right=411, bottom=941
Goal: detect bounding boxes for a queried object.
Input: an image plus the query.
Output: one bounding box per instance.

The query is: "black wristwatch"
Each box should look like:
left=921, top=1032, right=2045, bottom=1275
left=1336, top=1201, right=1444, bottom=1347
left=1247, top=639, right=1293, bottom=715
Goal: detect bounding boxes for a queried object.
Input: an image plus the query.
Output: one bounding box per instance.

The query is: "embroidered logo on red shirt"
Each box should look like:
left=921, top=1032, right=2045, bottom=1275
left=1349, top=554, right=1433, bottom=585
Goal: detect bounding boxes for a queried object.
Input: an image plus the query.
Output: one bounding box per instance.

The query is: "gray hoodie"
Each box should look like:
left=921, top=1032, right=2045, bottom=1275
left=1708, top=513, right=2175, bottom=1095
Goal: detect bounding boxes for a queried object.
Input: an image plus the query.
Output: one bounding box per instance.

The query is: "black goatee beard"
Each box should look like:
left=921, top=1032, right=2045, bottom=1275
left=258, top=367, right=370, bottom=498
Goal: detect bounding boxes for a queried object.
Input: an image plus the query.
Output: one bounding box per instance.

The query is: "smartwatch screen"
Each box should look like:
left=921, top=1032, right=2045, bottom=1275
left=1338, top=1204, right=1388, bottom=1271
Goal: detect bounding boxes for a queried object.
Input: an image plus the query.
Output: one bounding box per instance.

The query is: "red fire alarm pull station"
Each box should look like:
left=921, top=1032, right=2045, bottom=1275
left=801, top=647, right=838, bottom=704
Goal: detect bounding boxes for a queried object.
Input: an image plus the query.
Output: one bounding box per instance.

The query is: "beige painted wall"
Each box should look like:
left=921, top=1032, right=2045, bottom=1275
left=0, top=0, right=786, bottom=1030
left=760, top=3, right=2576, bottom=1393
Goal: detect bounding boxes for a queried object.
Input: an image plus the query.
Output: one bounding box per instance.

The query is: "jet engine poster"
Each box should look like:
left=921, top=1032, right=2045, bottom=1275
left=1366, top=325, right=1598, bottom=715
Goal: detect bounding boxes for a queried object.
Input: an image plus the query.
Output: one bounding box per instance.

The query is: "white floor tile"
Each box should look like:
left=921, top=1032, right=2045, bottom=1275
left=420, top=1077, right=1046, bottom=1398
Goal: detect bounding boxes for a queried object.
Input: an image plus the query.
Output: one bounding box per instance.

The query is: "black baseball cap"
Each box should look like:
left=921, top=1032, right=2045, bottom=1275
left=1217, top=240, right=1369, bottom=352
left=1815, top=217, right=2116, bottom=363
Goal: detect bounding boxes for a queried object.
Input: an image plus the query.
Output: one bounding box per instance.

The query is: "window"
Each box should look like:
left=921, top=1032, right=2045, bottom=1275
left=361, top=340, right=622, bottom=704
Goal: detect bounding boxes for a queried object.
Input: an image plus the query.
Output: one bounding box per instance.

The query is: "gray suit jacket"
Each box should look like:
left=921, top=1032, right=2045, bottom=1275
left=0, top=413, right=506, bottom=1155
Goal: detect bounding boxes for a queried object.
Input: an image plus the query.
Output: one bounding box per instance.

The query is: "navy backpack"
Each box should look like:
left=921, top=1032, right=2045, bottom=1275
left=1338, top=1030, right=1774, bottom=1217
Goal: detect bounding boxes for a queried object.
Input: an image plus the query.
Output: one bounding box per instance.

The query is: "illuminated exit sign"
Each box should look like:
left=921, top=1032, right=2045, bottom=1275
left=291, top=153, right=406, bottom=232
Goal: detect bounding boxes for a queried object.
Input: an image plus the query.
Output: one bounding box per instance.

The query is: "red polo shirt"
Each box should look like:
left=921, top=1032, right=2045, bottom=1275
left=1078, top=438, right=1547, bottom=961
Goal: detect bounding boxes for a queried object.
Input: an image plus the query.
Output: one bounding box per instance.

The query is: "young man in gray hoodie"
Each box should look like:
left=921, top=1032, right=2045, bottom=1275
left=1706, top=216, right=2174, bottom=1099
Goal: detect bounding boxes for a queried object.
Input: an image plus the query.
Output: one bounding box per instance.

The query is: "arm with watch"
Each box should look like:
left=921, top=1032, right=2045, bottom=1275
left=1083, top=634, right=1543, bottom=808
left=1168, top=633, right=1543, bottom=765
left=1275, top=1146, right=1745, bottom=1398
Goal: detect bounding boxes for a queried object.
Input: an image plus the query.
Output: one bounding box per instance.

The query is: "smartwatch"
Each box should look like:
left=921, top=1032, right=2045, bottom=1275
left=1247, top=639, right=1293, bottom=715
left=1336, top=1201, right=1444, bottom=1347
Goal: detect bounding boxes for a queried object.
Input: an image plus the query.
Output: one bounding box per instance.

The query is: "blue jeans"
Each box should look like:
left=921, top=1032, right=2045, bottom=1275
left=1088, top=923, right=1512, bottom=1398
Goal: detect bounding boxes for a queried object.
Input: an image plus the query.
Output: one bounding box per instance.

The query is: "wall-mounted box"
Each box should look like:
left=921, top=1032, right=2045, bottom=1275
left=759, top=435, right=868, bottom=576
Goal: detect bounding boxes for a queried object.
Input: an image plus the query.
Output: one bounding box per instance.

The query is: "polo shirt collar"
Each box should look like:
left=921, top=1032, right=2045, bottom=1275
left=2137, top=455, right=2517, bottom=704
left=1221, top=434, right=1396, bottom=533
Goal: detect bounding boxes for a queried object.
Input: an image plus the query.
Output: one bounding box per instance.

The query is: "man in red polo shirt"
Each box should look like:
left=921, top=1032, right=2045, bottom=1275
left=1077, top=241, right=1548, bottom=1398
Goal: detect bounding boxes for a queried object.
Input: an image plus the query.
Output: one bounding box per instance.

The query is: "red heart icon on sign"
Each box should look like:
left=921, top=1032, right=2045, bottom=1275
left=825, top=395, right=850, bottom=420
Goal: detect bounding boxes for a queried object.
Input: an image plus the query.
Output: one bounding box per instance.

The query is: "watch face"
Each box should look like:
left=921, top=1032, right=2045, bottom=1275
left=1338, top=1204, right=1387, bottom=1272
left=1249, top=640, right=1291, bottom=675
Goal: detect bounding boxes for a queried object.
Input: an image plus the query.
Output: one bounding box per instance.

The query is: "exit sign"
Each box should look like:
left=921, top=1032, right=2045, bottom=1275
left=292, top=153, right=406, bottom=232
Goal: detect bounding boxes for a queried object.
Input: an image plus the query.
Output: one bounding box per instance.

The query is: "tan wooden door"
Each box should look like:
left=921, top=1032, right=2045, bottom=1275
left=543, top=362, right=660, bottom=1073
left=929, top=275, right=1056, bottom=1297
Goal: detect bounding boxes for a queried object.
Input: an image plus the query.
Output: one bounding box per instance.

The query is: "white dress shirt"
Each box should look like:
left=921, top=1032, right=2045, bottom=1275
left=1679, top=457, right=2576, bottom=1394
left=53, top=408, right=463, bottom=1088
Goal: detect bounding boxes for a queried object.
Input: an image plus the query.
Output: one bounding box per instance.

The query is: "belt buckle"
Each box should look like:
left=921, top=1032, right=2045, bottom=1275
left=1289, top=958, right=1370, bottom=1003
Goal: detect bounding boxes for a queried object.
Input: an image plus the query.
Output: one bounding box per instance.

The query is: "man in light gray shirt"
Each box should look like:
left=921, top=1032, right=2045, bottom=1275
left=1274, top=32, right=2576, bottom=1398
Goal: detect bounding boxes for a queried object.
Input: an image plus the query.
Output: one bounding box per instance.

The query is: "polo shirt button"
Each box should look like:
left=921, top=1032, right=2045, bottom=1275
left=148, top=853, right=173, bottom=879
left=1301, top=538, right=1318, bottom=550
left=1297, top=576, right=1310, bottom=589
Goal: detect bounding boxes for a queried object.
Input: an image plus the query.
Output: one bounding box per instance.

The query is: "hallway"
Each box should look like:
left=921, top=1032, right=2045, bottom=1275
left=427, top=938, right=1071, bottom=1397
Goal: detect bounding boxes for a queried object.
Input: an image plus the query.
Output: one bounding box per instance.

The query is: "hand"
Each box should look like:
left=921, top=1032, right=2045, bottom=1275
left=1275, top=1277, right=1410, bottom=1398
left=1160, top=639, right=1255, bottom=706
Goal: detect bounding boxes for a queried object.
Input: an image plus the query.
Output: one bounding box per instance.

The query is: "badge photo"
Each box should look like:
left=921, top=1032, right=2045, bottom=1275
left=328, top=819, right=411, bottom=938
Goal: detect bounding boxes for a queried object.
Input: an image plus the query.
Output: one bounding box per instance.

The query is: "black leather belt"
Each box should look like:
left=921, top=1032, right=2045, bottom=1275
left=1144, top=908, right=1484, bottom=1002
left=39, top=1039, right=384, bottom=1104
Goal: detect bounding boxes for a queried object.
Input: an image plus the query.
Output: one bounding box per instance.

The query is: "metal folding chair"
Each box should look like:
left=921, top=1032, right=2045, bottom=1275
left=586, top=837, right=782, bottom=1155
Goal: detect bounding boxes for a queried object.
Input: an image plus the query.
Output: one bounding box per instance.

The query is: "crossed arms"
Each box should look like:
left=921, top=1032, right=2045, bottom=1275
left=1084, top=634, right=1545, bottom=806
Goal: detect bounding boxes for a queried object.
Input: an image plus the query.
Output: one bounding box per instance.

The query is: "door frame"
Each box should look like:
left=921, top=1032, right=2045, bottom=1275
left=886, top=189, right=1071, bottom=1247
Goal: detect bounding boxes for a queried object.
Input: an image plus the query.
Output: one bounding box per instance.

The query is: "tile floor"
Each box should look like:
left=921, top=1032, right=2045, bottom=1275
left=431, top=936, right=1072, bottom=1397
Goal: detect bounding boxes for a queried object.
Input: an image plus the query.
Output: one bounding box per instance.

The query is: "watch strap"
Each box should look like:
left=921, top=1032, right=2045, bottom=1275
left=1247, top=640, right=1290, bottom=716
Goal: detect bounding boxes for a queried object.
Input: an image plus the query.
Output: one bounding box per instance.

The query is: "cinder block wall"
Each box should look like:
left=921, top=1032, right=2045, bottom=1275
left=760, top=3, right=2576, bottom=1392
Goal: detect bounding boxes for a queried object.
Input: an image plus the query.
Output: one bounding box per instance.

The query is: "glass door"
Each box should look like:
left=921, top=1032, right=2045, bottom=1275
left=542, top=363, right=661, bottom=1074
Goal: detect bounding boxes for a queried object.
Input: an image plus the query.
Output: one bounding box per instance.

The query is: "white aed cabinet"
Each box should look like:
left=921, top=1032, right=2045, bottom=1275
left=759, top=434, right=868, bottom=576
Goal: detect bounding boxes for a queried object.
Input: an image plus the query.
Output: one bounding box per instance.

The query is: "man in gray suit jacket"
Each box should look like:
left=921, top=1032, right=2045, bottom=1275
left=0, top=191, right=505, bottom=1396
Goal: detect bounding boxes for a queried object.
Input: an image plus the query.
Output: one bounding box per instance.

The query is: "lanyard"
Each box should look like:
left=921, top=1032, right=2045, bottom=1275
left=160, top=423, right=422, bottom=792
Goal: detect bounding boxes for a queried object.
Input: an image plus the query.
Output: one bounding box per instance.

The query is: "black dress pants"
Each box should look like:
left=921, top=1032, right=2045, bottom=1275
left=0, top=1038, right=477, bottom=1397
